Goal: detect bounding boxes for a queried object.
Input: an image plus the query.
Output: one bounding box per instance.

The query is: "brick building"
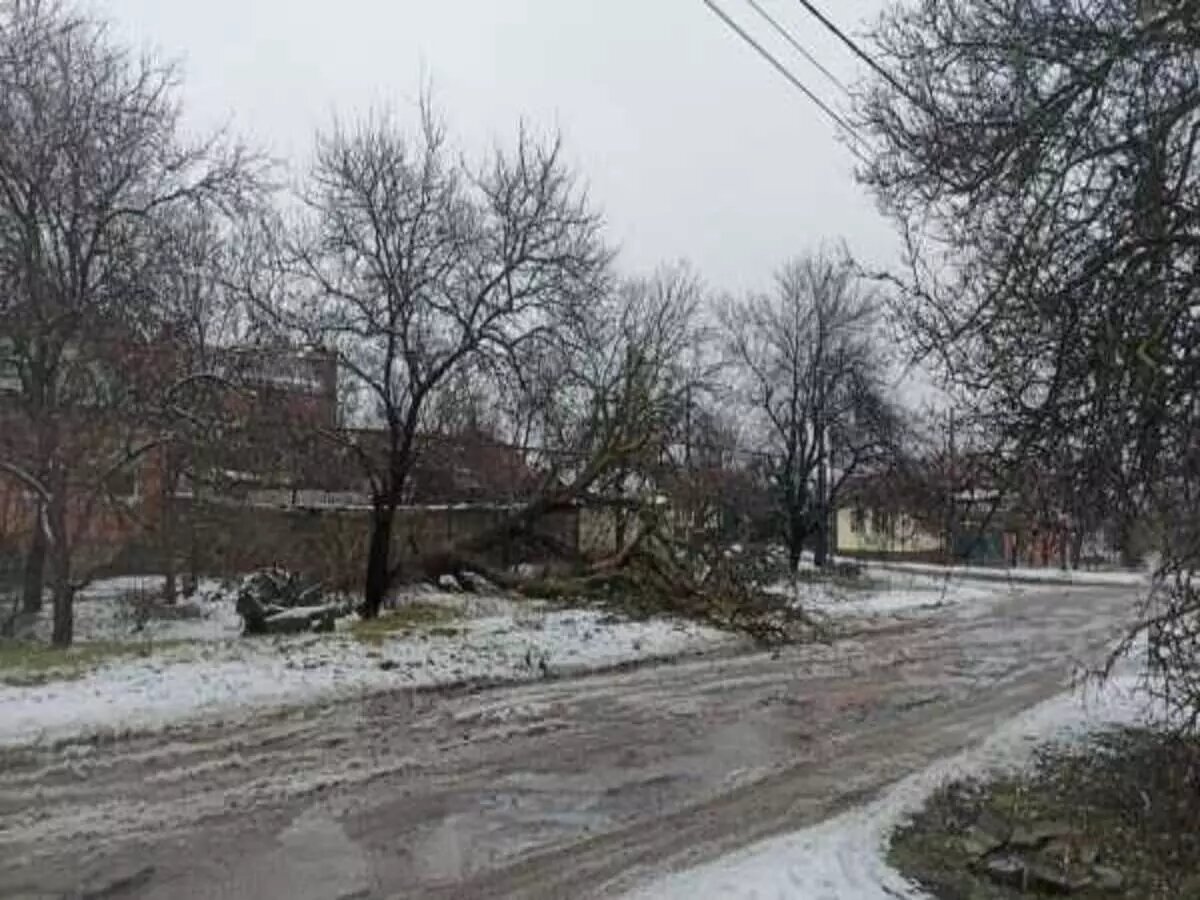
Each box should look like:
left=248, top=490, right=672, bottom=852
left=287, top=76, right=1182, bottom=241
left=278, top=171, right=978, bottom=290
left=0, top=340, right=339, bottom=576
left=0, top=336, right=554, bottom=580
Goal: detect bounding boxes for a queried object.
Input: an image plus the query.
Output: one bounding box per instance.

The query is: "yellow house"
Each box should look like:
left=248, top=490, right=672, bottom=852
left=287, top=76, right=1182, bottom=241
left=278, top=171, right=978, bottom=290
left=836, top=504, right=941, bottom=555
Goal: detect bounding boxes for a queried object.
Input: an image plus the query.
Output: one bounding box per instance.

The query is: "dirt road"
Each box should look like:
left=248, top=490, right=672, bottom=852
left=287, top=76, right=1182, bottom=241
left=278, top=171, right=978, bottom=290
left=0, top=584, right=1136, bottom=899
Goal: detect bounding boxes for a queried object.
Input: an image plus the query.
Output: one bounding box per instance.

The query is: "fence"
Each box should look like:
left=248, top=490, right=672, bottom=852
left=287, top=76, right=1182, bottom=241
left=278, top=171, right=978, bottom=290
left=168, top=498, right=597, bottom=588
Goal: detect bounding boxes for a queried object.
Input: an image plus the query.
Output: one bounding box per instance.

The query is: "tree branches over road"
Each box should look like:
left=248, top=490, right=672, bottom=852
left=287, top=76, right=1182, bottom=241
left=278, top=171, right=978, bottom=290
left=859, top=0, right=1200, bottom=724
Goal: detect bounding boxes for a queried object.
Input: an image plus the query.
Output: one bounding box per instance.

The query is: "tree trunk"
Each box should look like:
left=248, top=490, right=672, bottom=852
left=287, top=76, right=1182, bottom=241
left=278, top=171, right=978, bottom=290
left=184, top=506, right=199, bottom=596
left=786, top=503, right=807, bottom=573
left=161, top=467, right=177, bottom=604
left=50, top=566, right=72, bottom=647
left=48, top=496, right=72, bottom=648
left=814, top=505, right=829, bottom=568
left=21, top=517, right=46, bottom=614
left=362, top=500, right=395, bottom=619
left=163, top=559, right=177, bottom=605
left=1070, top=528, right=1085, bottom=570
left=815, top=420, right=828, bottom=568
left=1116, top=511, right=1140, bottom=569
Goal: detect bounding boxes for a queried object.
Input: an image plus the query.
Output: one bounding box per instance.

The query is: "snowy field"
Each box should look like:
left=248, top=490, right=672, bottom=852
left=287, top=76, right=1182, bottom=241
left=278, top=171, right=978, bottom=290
left=628, top=667, right=1151, bottom=899
left=1, top=579, right=735, bottom=748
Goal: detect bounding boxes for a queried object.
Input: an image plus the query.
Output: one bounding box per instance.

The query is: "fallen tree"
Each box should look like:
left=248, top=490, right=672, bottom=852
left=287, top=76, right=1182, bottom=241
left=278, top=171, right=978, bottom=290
left=235, top=569, right=350, bottom=636
left=413, top=495, right=825, bottom=645
left=391, top=267, right=823, bottom=643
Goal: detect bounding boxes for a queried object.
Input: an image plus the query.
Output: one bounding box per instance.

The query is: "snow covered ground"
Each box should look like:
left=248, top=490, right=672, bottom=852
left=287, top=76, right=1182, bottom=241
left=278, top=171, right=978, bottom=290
left=775, top=572, right=1005, bottom=620
left=30, top=576, right=243, bottom=645
left=627, top=669, right=1151, bottom=900
left=774, top=554, right=1149, bottom=622
left=856, top=558, right=1149, bottom=588
left=796, top=549, right=1149, bottom=588
left=2, top=580, right=735, bottom=748
left=2, top=570, right=1111, bottom=750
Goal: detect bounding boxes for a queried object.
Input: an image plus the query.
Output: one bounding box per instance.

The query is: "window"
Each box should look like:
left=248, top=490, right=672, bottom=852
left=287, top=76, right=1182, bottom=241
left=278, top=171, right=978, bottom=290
left=851, top=506, right=867, bottom=534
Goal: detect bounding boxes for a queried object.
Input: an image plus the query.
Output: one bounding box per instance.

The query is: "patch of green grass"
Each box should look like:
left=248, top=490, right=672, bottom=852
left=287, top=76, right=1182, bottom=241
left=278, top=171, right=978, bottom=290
left=0, top=639, right=186, bottom=686
left=350, top=602, right=463, bottom=646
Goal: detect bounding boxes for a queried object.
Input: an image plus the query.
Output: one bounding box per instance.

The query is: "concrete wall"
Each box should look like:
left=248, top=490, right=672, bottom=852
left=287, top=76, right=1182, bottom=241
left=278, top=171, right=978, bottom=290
left=175, top=499, right=582, bottom=588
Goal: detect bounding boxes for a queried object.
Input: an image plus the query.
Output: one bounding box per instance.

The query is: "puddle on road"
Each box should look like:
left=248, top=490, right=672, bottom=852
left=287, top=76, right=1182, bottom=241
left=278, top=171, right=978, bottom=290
left=199, top=806, right=372, bottom=900
left=413, top=795, right=614, bottom=881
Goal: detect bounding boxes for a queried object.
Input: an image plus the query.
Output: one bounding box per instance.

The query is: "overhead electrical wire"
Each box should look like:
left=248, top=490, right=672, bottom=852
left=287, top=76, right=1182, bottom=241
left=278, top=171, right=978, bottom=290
left=700, top=0, right=869, bottom=160
left=744, top=0, right=850, bottom=98
left=791, top=0, right=913, bottom=102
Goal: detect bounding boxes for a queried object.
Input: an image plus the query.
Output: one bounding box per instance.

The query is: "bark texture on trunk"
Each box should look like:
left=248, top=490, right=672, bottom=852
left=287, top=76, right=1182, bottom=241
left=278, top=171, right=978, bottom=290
left=49, top=541, right=72, bottom=647
left=362, top=501, right=396, bottom=620
left=50, top=576, right=72, bottom=647
left=813, top=505, right=829, bottom=568
left=21, top=520, right=45, bottom=614
left=47, top=484, right=72, bottom=647
left=1070, top=529, right=1085, bottom=570
left=1117, top=512, right=1141, bottom=569
left=161, top=472, right=177, bottom=604
left=786, top=505, right=808, bottom=574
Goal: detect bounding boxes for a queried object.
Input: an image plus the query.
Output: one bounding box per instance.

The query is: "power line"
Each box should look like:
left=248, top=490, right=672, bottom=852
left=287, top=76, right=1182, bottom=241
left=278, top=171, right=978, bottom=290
left=744, top=0, right=849, bottom=97
left=791, top=0, right=911, bottom=101
left=700, top=0, right=868, bottom=160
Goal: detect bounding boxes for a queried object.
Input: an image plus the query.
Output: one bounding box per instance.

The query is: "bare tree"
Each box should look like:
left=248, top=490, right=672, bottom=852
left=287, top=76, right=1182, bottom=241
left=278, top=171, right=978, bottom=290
left=723, top=252, right=901, bottom=571
left=142, top=209, right=267, bottom=604
left=273, top=102, right=608, bottom=618
left=0, top=0, right=260, bottom=644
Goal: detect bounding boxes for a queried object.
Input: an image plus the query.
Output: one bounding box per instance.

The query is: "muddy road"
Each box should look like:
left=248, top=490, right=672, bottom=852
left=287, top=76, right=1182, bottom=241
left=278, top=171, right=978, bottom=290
left=0, top=584, right=1137, bottom=899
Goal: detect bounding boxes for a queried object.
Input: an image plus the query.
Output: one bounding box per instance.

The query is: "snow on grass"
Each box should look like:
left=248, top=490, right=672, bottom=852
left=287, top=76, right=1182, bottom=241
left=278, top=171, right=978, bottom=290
left=0, top=598, right=735, bottom=749
left=29, top=577, right=242, bottom=645
left=627, top=668, right=1151, bottom=900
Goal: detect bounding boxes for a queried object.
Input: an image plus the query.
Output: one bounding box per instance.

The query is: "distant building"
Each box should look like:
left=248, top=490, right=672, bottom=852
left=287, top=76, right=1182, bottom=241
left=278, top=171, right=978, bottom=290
left=834, top=466, right=1088, bottom=568
left=0, top=339, right=339, bottom=572
left=836, top=503, right=941, bottom=557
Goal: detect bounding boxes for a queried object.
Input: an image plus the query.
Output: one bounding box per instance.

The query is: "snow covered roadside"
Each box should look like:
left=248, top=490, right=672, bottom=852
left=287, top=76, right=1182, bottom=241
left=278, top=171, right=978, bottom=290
left=855, top=558, right=1149, bottom=588
left=773, top=574, right=1005, bottom=620
left=1, top=594, right=735, bottom=749
left=626, top=670, right=1151, bottom=900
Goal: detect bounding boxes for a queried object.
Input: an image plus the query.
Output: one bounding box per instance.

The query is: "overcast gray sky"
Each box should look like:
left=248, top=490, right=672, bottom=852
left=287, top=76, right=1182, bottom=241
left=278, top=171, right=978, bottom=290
left=99, top=0, right=894, bottom=297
